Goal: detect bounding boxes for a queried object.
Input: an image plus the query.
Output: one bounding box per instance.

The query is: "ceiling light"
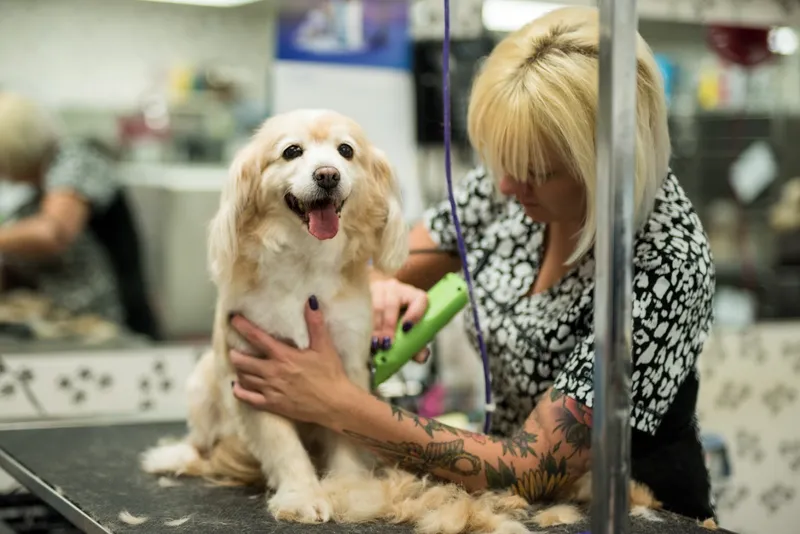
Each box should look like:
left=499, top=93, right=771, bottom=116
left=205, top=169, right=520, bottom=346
left=139, top=0, right=261, bottom=7
left=768, top=26, right=799, bottom=56
left=482, top=0, right=566, bottom=33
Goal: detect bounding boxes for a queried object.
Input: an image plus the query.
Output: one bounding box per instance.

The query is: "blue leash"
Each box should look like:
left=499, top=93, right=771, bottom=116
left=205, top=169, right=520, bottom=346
left=441, top=0, right=494, bottom=434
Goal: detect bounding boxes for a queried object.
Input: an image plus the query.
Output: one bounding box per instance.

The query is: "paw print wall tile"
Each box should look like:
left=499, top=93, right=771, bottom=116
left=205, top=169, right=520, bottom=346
left=137, top=357, right=181, bottom=412
left=717, top=485, right=750, bottom=511
left=0, top=346, right=206, bottom=422
left=761, top=384, right=798, bottom=416
left=782, top=340, right=800, bottom=374
left=759, top=484, right=796, bottom=514
left=698, top=323, right=800, bottom=534
left=0, top=357, right=43, bottom=420
left=778, top=440, right=800, bottom=472
left=735, top=430, right=765, bottom=464
left=714, top=381, right=752, bottom=410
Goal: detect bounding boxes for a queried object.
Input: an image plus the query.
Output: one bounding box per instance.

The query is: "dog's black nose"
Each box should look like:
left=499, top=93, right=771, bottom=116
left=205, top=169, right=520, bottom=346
left=313, top=167, right=340, bottom=191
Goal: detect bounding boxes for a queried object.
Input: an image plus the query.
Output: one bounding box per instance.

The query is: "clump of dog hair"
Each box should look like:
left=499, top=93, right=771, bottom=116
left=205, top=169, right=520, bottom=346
left=118, top=510, right=148, bottom=525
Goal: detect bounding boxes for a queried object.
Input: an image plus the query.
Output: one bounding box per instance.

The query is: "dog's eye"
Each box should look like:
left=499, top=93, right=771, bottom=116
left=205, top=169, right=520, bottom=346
left=282, top=145, right=303, bottom=160
left=337, top=143, right=354, bottom=160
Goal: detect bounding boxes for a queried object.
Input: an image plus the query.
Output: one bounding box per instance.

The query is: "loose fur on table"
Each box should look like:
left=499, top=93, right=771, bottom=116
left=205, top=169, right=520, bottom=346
left=139, top=109, right=665, bottom=533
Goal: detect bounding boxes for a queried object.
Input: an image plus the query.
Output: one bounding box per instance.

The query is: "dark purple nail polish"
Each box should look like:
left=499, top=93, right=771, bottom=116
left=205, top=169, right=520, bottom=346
left=370, top=337, right=379, bottom=353
left=402, top=321, right=413, bottom=333
left=382, top=337, right=391, bottom=350
left=309, top=295, right=319, bottom=311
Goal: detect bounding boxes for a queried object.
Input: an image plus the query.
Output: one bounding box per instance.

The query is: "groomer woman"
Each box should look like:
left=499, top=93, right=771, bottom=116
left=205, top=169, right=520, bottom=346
left=0, top=92, right=124, bottom=323
left=227, top=6, right=716, bottom=521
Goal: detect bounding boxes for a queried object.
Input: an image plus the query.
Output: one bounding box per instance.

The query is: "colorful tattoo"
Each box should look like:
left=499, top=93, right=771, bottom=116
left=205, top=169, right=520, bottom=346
left=549, top=388, right=592, bottom=457
left=484, top=448, right=571, bottom=501
left=343, top=388, right=592, bottom=503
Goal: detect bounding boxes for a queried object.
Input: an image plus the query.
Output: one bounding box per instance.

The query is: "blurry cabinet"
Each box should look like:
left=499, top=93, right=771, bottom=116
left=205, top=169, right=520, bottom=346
left=122, top=165, right=224, bottom=339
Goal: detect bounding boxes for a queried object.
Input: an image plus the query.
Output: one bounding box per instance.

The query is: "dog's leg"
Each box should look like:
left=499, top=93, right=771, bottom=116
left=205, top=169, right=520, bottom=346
left=141, top=350, right=222, bottom=475
left=185, top=350, right=228, bottom=453
left=237, top=408, right=332, bottom=523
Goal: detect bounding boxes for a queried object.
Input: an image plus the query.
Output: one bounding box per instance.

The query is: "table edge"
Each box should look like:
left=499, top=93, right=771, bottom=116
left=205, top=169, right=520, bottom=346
left=0, top=413, right=185, bottom=432
left=0, top=447, right=111, bottom=534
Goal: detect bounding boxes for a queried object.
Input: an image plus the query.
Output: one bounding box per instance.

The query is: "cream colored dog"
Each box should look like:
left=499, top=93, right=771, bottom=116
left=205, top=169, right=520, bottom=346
left=139, top=108, right=408, bottom=523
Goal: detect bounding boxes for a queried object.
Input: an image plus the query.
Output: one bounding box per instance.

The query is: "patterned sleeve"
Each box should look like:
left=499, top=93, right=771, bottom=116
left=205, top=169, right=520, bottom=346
left=423, top=166, right=503, bottom=251
left=45, top=140, right=119, bottom=211
left=552, top=257, right=715, bottom=436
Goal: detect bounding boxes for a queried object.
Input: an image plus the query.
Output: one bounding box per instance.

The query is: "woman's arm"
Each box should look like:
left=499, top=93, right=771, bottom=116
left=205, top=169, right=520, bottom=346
left=229, top=304, right=592, bottom=502
left=373, top=221, right=461, bottom=291
left=0, top=190, right=89, bottom=259
left=330, top=382, right=592, bottom=500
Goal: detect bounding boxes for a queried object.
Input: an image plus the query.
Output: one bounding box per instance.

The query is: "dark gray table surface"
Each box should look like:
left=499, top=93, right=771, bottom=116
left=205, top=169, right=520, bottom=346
left=0, top=420, right=734, bottom=533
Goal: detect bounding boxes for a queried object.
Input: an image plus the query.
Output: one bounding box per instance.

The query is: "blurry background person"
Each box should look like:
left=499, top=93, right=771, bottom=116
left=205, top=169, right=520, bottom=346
left=0, top=92, right=159, bottom=339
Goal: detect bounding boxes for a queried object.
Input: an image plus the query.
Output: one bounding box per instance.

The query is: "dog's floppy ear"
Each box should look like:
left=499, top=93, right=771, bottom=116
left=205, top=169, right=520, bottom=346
left=207, top=146, right=261, bottom=284
left=370, top=148, right=409, bottom=275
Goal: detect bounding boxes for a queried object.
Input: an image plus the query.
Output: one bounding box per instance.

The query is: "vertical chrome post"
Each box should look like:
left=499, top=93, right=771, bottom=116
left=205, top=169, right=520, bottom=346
left=592, top=0, right=638, bottom=533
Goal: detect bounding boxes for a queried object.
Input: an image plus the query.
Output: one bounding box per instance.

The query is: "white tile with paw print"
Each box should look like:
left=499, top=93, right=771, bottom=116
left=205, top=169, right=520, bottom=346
left=0, top=345, right=206, bottom=423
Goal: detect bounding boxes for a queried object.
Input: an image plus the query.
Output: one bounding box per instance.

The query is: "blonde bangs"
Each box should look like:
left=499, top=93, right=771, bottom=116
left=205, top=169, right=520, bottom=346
left=468, top=73, right=580, bottom=188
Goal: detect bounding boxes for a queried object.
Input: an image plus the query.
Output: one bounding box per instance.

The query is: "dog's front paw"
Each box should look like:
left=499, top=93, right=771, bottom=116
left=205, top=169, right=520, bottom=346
left=140, top=441, right=199, bottom=475
left=268, top=487, right=332, bottom=523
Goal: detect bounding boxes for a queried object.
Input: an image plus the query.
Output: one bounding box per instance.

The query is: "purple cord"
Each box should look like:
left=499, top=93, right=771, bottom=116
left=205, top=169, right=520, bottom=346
left=441, top=0, right=493, bottom=435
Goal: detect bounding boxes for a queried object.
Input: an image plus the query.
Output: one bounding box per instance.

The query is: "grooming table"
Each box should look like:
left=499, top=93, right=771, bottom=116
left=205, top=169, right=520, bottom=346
left=0, top=420, right=736, bottom=534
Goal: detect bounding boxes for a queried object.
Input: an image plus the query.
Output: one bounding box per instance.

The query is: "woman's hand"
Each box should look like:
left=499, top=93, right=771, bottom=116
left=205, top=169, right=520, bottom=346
left=370, top=274, right=430, bottom=363
left=227, top=297, right=358, bottom=426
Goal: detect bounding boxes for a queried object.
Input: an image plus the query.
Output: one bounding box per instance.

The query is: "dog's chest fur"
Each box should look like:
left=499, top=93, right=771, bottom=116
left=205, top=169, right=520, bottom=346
left=222, top=237, right=373, bottom=377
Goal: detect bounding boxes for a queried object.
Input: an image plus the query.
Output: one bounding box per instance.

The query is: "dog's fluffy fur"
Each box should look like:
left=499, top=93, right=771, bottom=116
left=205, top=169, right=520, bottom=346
left=140, top=109, right=664, bottom=533
left=141, top=108, right=408, bottom=522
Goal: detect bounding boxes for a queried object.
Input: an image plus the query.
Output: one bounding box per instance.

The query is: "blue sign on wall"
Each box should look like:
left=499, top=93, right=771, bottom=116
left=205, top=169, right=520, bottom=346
left=276, top=0, right=411, bottom=70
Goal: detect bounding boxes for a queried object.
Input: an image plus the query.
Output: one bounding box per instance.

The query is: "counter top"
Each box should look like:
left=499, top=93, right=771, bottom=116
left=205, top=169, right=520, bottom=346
left=0, top=420, right=736, bottom=534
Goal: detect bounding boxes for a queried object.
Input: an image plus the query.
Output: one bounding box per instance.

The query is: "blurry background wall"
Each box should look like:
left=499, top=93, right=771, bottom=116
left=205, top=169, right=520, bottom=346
left=1, top=2, right=800, bottom=532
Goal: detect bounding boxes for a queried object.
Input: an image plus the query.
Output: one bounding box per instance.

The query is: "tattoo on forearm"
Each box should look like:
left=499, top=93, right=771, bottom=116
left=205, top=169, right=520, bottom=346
left=345, top=391, right=592, bottom=502
left=485, top=448, right=571, bottom=501
left=484, top=390, right=592, bottom=502
left=342, top=430, right=481, bottom=476
left=549, top=388, right=592, bottom=456
left=390, top=406, right=537, bottom=456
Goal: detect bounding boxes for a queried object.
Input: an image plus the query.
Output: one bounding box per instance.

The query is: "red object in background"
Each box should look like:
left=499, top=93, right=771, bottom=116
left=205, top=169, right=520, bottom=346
left=117, top=114, right=171, bottom=145
left=707, top=25, right=774, bottom=67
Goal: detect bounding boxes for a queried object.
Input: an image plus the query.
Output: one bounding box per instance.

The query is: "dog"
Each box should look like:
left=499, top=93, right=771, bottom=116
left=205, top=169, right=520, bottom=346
left=140, top=108, right=409, bottom=523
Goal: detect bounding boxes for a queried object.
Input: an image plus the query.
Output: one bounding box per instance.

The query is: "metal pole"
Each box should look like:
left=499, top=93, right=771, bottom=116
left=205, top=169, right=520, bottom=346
left=592, top=0, right=638, bottom=532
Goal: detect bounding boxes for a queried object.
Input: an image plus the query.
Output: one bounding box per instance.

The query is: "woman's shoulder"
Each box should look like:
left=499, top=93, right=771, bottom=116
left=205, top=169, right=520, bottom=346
left=634, top=171, right=714, bottom=279
left=46, top=138, right=120, bottom=207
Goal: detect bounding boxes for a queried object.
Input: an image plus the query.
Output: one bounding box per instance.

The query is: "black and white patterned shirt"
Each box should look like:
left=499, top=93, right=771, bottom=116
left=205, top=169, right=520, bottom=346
left=5, top=139, right=123, bottom=323
left=425, top=167, right=716, bottom=519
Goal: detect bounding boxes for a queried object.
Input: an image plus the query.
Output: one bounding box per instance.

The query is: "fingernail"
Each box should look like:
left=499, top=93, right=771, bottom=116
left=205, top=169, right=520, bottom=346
left=382, top=337, right=391, bottom=350
left=422, top=349, right=431, bottom=363
left=370, top=337, right=379, bottom=354
left=309, top=295, right=319, bottom=311
left=402, top=321, right=413, bottom=333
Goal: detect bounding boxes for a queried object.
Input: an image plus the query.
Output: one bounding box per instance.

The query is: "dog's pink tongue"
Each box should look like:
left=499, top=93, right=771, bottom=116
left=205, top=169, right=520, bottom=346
left=308, top=205, right=339, bottom=240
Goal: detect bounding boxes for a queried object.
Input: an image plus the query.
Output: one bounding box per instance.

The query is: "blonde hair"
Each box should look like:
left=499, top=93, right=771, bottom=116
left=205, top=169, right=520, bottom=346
left=467, top=6, right=671, bottom=264
left=0, top=92, right=60, bottom=179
